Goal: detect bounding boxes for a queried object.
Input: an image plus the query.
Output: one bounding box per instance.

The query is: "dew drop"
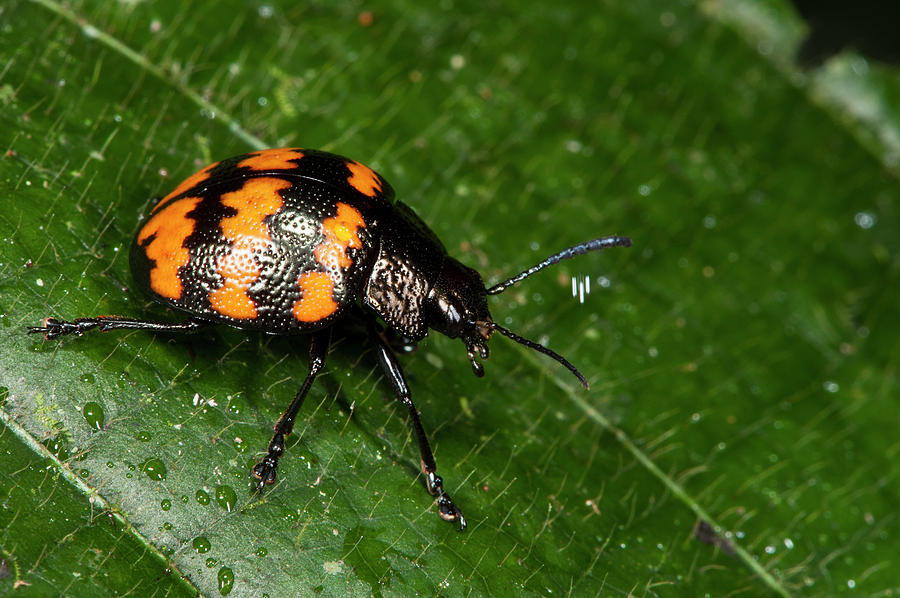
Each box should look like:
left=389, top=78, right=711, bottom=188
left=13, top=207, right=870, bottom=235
left=193, top=536, right=211, bottom=554
left=215, top=485, right=237, bottom=512
left=82, top=402, right=104, bottom=431
left=218, top=566, right=235, bottom=595
left=141, top=458, right=167, bottom=481
left=854, top=212, right=875, bottom=229
left=43, top=435, right=69, bottom=460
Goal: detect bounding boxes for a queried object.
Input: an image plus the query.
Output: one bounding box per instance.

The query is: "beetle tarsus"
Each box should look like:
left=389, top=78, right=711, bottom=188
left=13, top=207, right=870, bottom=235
left=252, top=433, right=285, bottom=490
left=28, top=317, right=84, bottom=339
left=426, top=471, right=467, bottom=531
left=252, top=457, right=279, bottom=490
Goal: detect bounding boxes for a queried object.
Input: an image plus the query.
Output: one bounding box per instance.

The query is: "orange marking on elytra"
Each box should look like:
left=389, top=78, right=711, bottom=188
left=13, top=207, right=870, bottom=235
left=346, top=160, right=382, bottom=197
left=137, top=197, right=203, bottom=300
left=152, top=161, right=219, bottom=214
left=238, top=148, right=306, bottom=171
left=292, top=203, right=366, bottom=323
left=208, top=177, right=290, bottom=319
left=313, top=202, right=366, bottom=270
left=293, top=272, right=339, bottom=322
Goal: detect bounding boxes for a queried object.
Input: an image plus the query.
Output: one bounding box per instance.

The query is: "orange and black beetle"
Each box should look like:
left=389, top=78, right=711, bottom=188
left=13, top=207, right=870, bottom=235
left=30, top=148, right=631, bottom=530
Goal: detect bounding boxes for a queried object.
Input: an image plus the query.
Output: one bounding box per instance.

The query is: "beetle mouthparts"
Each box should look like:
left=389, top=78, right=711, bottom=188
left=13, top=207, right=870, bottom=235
left=465, top=330, right=491, bottom=378
left=467, top=350, right=485, bottom=377
left=474, top=320, right=493, bottom=340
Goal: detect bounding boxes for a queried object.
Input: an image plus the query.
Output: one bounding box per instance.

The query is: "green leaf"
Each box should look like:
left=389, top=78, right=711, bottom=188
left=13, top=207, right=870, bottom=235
left=2, top=0, right=899, bottom=596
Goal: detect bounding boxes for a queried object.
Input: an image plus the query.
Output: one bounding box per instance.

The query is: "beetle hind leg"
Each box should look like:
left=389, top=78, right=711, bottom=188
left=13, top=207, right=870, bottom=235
left=28, top=315, right=209, bottom=339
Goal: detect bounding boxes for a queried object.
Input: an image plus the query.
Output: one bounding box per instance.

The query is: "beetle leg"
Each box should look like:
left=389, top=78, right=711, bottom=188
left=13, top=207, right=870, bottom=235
left=384, top=328, right=419, bottom=354
left=28, top=315, right=209, bottom=340
left=253, top=328, right=331, bottom=491
left=369, top=323, right=467, bottom=531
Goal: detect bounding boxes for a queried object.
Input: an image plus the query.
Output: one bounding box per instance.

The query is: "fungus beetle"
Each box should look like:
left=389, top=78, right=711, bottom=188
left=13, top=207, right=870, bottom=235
left=29, top=148, right=631, bottom=530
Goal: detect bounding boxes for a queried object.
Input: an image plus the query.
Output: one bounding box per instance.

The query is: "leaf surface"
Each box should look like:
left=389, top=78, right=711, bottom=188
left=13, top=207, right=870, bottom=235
left=1, top=1, right=898, bottom=596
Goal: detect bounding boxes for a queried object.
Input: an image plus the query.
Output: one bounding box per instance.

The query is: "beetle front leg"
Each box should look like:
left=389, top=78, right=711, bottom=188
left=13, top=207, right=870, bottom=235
left=253, top=328, right=331, bottom=490
left=370, top=324, right=467, bottom=531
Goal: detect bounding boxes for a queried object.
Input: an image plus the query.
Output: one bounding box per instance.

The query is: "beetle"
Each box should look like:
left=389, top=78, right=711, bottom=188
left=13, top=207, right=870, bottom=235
left=29, top=148, right=631, bottom=530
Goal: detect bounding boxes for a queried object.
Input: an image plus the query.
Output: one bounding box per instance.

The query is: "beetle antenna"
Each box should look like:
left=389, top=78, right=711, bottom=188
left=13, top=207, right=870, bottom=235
left=492, top=322, right=589, bottom=388
left=486, top=235, right=631, bottom=295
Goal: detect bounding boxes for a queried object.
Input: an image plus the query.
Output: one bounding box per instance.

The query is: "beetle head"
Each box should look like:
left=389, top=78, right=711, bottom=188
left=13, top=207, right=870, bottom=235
left=426, top=235, right=632, bottom=386
left=424, top=258, right=494, bottom=377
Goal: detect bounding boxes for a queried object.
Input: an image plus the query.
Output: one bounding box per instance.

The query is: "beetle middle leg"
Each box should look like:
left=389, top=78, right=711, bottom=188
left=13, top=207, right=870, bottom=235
left=253, top=328, right=331, bottom=490
left=369, top=322, right=466, bottom=530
